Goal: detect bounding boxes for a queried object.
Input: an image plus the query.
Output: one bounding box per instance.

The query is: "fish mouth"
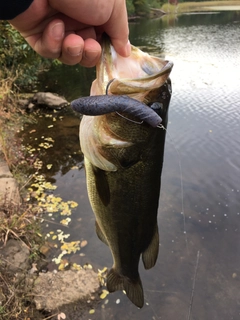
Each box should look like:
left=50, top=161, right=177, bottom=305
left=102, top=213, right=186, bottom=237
left=94, top=33, right=173, bottom=102
left=71, top=35, right=173, bottom=128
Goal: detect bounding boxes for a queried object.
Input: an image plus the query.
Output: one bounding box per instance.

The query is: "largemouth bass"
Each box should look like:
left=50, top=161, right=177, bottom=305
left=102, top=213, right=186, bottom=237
left=71, top=35, right=173, bottom=308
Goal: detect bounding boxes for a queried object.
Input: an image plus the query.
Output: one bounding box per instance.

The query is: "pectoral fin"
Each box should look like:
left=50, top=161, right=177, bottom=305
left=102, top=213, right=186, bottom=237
left=95, top=221, right=108, bottom=246
left=142, top=225, right=159, bottom=270
left=91, top=164, right=110, bottom=206
left=107, top=268, right=144, bottom=308
left=80, top=115, right=132, bottom=171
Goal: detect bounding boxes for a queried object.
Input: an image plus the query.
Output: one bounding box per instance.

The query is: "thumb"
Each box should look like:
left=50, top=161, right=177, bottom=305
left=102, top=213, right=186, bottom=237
left=103, top=0, right=131, bottom=57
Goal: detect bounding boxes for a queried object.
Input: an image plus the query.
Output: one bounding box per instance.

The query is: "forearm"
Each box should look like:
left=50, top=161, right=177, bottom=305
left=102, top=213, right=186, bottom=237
left=0, top=0, right=33, bottom=19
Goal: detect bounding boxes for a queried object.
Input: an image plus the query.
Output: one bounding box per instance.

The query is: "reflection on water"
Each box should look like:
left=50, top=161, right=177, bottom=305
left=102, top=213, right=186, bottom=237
left=23, top=10, right=240, bottom=319
left=38, top=64, right=95, bottom=101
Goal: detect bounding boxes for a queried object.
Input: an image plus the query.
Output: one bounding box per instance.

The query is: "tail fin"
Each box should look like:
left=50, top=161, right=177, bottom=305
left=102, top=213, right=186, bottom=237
left=107, top=268, right=144, bottom=308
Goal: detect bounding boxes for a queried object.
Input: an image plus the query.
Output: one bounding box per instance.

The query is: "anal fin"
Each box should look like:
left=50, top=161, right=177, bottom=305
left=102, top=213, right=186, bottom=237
left=142, top=225, right=159, bottom=270
left=107, top=268, right=144, bottom=308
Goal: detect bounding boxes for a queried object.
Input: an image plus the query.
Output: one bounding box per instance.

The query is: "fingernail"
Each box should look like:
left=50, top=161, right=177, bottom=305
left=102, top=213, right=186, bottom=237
left=67, top=46, right=83, bottom=57
left=84, top=50, right=99, bottom=60
left=51, top=22, right=64, bottom=40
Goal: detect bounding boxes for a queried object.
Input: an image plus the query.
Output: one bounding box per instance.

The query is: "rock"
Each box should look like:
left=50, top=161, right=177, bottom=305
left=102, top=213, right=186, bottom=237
left=0, top=161, right=13, bottom=178
left=0, top=239, right=30, bottom=273
left=39, top=243, right=51, bottom=256
left=0, top=178, right=21, bottom=206
left=17, top=98, right=30, bottom=109
left=33, top=269, right=100, bottom=311
left=32, top=92, right=68, bottom=110
left=27, top=102, right=35, bottom=112
left=150, top=7, right=166, bottom=17
left=0, top=154, right=21, bottom=206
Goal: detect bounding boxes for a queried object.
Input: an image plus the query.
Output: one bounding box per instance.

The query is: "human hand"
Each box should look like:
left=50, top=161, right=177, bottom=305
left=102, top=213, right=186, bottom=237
left=9, top=0, right=130, bottom=67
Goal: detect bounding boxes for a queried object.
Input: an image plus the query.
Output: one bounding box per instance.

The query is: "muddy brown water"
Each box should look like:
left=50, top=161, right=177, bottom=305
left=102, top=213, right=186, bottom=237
left=20, top=10, right=240, bottom=320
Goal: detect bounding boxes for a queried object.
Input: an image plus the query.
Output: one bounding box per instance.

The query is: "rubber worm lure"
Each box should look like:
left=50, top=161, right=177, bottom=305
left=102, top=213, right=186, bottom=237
left=71, top=95, right=162, bottom=128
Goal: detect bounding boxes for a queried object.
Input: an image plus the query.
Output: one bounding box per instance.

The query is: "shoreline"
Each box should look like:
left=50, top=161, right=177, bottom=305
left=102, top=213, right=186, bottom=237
left=127, top=2, right=240, bottom=20
left=154, top=1, right=240, bottom=17
left=0, top=108, right=101, bottom=319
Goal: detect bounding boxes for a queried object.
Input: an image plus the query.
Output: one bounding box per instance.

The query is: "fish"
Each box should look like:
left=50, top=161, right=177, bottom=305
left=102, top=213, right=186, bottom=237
left=71, top=35, right=173, bottom=308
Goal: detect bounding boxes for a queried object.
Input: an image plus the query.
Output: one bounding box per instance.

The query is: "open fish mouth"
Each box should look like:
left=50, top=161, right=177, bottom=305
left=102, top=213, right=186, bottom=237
left=71, top=34, right=173, bottom=127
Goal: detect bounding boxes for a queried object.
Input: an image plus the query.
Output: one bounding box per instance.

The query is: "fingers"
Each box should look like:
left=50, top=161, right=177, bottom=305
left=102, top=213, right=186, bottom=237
left=59, top=28, right=101, bottom=66
left=24, top=19, right=101, bottom=66
left=109, top=38, right=131, bottom=58
left=50, top=0, right=131, bottom=58
left=60, top=36, right=101, bottom=67
left=24, top=19, right=64, bottom=59
left=80, top=38, right=101, bottom=67
left=102, top=0, right=131, bottom=57
left=11, top=0, right=130, bottom=66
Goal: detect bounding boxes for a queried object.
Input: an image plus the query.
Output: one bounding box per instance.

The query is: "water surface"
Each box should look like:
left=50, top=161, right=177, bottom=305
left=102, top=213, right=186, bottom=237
left=23, top=10, right=240, bottom=320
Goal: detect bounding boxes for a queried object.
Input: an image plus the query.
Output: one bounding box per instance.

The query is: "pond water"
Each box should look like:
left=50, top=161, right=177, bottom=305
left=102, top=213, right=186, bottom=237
left=22, top=10, right=240, bottom=320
